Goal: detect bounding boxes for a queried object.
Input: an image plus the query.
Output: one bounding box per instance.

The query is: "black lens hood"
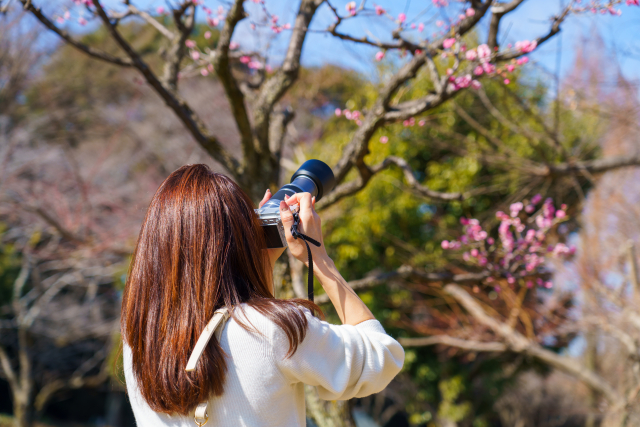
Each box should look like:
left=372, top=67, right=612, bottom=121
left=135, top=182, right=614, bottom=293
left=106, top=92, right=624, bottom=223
left=290, top=160, right=336, bottom=202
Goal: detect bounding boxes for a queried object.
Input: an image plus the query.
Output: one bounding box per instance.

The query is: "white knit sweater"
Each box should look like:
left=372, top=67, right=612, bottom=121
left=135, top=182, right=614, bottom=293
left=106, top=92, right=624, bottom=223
left=123, top=305, right=405, bottom=427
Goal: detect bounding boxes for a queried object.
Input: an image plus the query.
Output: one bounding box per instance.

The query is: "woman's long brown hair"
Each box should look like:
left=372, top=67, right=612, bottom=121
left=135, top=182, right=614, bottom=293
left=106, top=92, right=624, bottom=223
left=121, top=164, right=321, bottom=415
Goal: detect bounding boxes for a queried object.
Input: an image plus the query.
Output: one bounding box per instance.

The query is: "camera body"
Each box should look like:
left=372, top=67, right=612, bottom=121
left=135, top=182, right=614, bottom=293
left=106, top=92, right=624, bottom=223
left=257, top=160, right=335, bottom=248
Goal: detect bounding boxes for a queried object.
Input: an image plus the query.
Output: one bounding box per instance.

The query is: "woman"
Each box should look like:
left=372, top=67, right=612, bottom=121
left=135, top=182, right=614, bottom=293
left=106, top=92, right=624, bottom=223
left=121, top=164, right=404, bottom=426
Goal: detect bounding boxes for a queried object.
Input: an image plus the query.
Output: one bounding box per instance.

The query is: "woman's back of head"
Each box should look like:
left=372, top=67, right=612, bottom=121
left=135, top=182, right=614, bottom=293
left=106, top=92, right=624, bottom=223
left=121, top=164, right=319, bottom=415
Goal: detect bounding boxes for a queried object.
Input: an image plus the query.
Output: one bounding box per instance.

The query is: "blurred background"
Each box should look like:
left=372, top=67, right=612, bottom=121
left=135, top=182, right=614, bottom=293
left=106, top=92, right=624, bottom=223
left=1, top=1, right=640, bottom=426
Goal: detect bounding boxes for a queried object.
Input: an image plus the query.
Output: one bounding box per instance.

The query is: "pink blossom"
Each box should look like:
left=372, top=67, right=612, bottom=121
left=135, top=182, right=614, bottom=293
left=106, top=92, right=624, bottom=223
left=436, top=20, right=444, bottom=27
left=64, top=10, right=70, bottom=20
left=507, top=64, right=515, bottom=72
left=375, top=51, right=385, bottom=61
left=157, top=6, right=166, bottom=14
left=411, top=23, right=416, bottom=29
left=515, top=40, right=537, bottom=53
left=510, top=202, right=523, bottom=217
left=229, top=42, right=239, bottom=50
left=397, top=13, right=406, bottom=23
left=627, top=0, right=639, bottom=5
left=487, top=237, right=495, bottom=245
left=477, top=44, right=491, bottom=62
left=419, top=119, right=426, bottom=126
left=335, top=108, right=342, bottom=117
left=516, top=57, right=529, bottom=66
left=471, top=80, right=481, bottom=89
left=470, top=248, right=479, bottom=257
left=191, top=51, right=200, bottom=60
left=556, top=210, right=566, bottom=219
left=443, top=38, right=456, bottom=49
left=201, top=68, right=209, bottom=76
left=454, top=74, right=472, bottom=89
left=240, top=56, right=251, bottom=64
left=283, top=23, right=291, bottom=29
left=375, top=5, right=385, bottom=15
left=346, top=1, right=357, bottom=15
left=78, top=17, right=87, bottom=25
left=482, top=63, right=496, bottom=74
left=248, top=61, right=263, bottom=69
left=531, top=194, right=542, bottom=204
left=474, top=66, right=483, bottom=76
left=441, top=240, right=450, bottom=249
left=466, top=8, right=475, bottom=16
left=185, top=40, right=196, bottom=48
left=207, top=17, right=219, bottom=27
left=465, top=50, right=477, bottom=61
left=432, top=0, right=449, bottom=6
left=380, top=136, right=389, bottom=144
left=56, top=16, right=65, bottom=24
left=418, top=23, right=425, bottom=32
left=544, top=281, right=553, bottom=289
left=204, top=31, right=212, bottom=39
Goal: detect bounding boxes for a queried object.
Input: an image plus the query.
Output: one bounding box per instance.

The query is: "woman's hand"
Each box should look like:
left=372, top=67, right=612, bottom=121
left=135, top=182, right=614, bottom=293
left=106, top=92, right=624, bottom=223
left=279, top=192, right=329, bottom=266
left=259, top=190, right=286, bottom=267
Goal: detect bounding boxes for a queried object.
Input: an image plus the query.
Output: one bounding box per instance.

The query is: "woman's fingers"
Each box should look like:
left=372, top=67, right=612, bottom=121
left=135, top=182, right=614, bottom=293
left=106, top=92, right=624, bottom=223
left=285, top=192, right=314, bottom=212
left=279, top=201, right=295, bottom=245
left=258, top=189, right=271, bottom=208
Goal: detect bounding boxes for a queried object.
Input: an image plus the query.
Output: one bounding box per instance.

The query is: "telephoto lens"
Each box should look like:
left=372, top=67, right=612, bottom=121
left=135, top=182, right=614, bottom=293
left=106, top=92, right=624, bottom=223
left=257, top=159, right=336, bottom=248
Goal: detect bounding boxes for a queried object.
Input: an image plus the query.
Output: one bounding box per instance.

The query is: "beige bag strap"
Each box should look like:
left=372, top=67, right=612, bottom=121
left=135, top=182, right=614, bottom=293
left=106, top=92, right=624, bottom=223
left=185, top=307, right=230, bottom=426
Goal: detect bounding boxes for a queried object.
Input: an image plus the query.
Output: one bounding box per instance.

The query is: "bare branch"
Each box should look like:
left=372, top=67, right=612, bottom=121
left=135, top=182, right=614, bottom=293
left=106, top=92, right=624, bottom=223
left=538, top=155, right=640, bottom=177
left=160, top=4, right=194, bottom=91
left=127, top=4, right=175, bottom=39
left=17, top=0, right=132, bottom=67
left=495, top=2, right=574, bottom=62
left=488, top=0, right=526, bottom=50
left=253, top=0, right=326, bottom=156
left=314, top=265, right=490, bottom=304
left=90, top=0, right=240, bottom=176
left=444, top=283, right=624, bottom=405
left=319, top=155, right=489, bottom=210
left=0, top=346, right=17, bottom=392
left=213, top=0, right=255, bottom=169
left=399, top=335, right=508, bottom=352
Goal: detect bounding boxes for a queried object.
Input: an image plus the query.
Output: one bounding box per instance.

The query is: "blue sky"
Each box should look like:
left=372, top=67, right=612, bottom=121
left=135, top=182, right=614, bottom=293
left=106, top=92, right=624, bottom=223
left=54, top=0, right=640, bottom=92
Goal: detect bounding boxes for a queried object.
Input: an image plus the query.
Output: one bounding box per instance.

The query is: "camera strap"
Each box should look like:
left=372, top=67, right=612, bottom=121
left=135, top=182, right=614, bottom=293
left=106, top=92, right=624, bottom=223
left=290, top=211, right=321, bottom=302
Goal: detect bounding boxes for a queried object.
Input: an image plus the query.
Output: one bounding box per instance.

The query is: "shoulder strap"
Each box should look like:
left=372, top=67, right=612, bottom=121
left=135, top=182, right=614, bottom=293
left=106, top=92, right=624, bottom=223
left=185, top=307, right=230, bottom=372
left=186, top=307, right=230, bottom=427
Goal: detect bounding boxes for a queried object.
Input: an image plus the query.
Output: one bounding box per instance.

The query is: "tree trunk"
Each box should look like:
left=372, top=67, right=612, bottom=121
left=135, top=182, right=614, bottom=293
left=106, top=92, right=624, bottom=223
left=12, top=390, right=32, bottom=427
left=305, top=385, right=356, bottom=427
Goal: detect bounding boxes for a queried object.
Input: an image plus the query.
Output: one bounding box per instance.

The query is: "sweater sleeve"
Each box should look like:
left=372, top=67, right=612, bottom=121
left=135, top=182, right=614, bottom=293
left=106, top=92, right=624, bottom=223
left=274, top=310, right=405, bottom=401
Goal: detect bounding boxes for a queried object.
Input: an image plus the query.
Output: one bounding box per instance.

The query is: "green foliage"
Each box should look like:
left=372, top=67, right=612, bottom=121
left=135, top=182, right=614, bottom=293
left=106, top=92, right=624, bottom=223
left=0, top=224, right=22, bottom=304
left=308, top=58, right=606, bottom=424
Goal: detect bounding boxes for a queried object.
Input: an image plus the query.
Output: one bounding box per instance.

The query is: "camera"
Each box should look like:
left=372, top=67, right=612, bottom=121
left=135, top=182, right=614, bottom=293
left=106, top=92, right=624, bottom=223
left=257, top=159, right=336, bottom=248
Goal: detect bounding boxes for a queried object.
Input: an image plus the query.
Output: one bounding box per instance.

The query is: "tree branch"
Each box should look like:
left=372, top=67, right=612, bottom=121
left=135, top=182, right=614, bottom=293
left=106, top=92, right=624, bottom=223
left=314, top=265, right=490, bottom=304
left=253, top=0, right=325, bottom=156
left=128, top=4, right=175, bottom=40
left=488, top=0, right=526, bottom=50
left=18, top=0, right=133, bottom=67
left=540, top=155, right=640, bottom=177
left=399, top=335, right=508, bottom=352
left=90, top=0, right=240, bottom=176
left=331, top=2, right=493, bottom=185
left=444, top=283, right=624, bottom=405
left=319, top=154, right=488, bottom=210
left=213, top=0, right=255, bottom=171
left=160, top=3, right=195, bottom=91
left=494, top=1, right=575, bottom=62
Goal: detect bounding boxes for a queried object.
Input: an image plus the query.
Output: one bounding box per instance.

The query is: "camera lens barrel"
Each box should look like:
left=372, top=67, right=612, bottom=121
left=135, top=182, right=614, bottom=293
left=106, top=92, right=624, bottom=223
left=256, top=159, right=336, bottom=248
